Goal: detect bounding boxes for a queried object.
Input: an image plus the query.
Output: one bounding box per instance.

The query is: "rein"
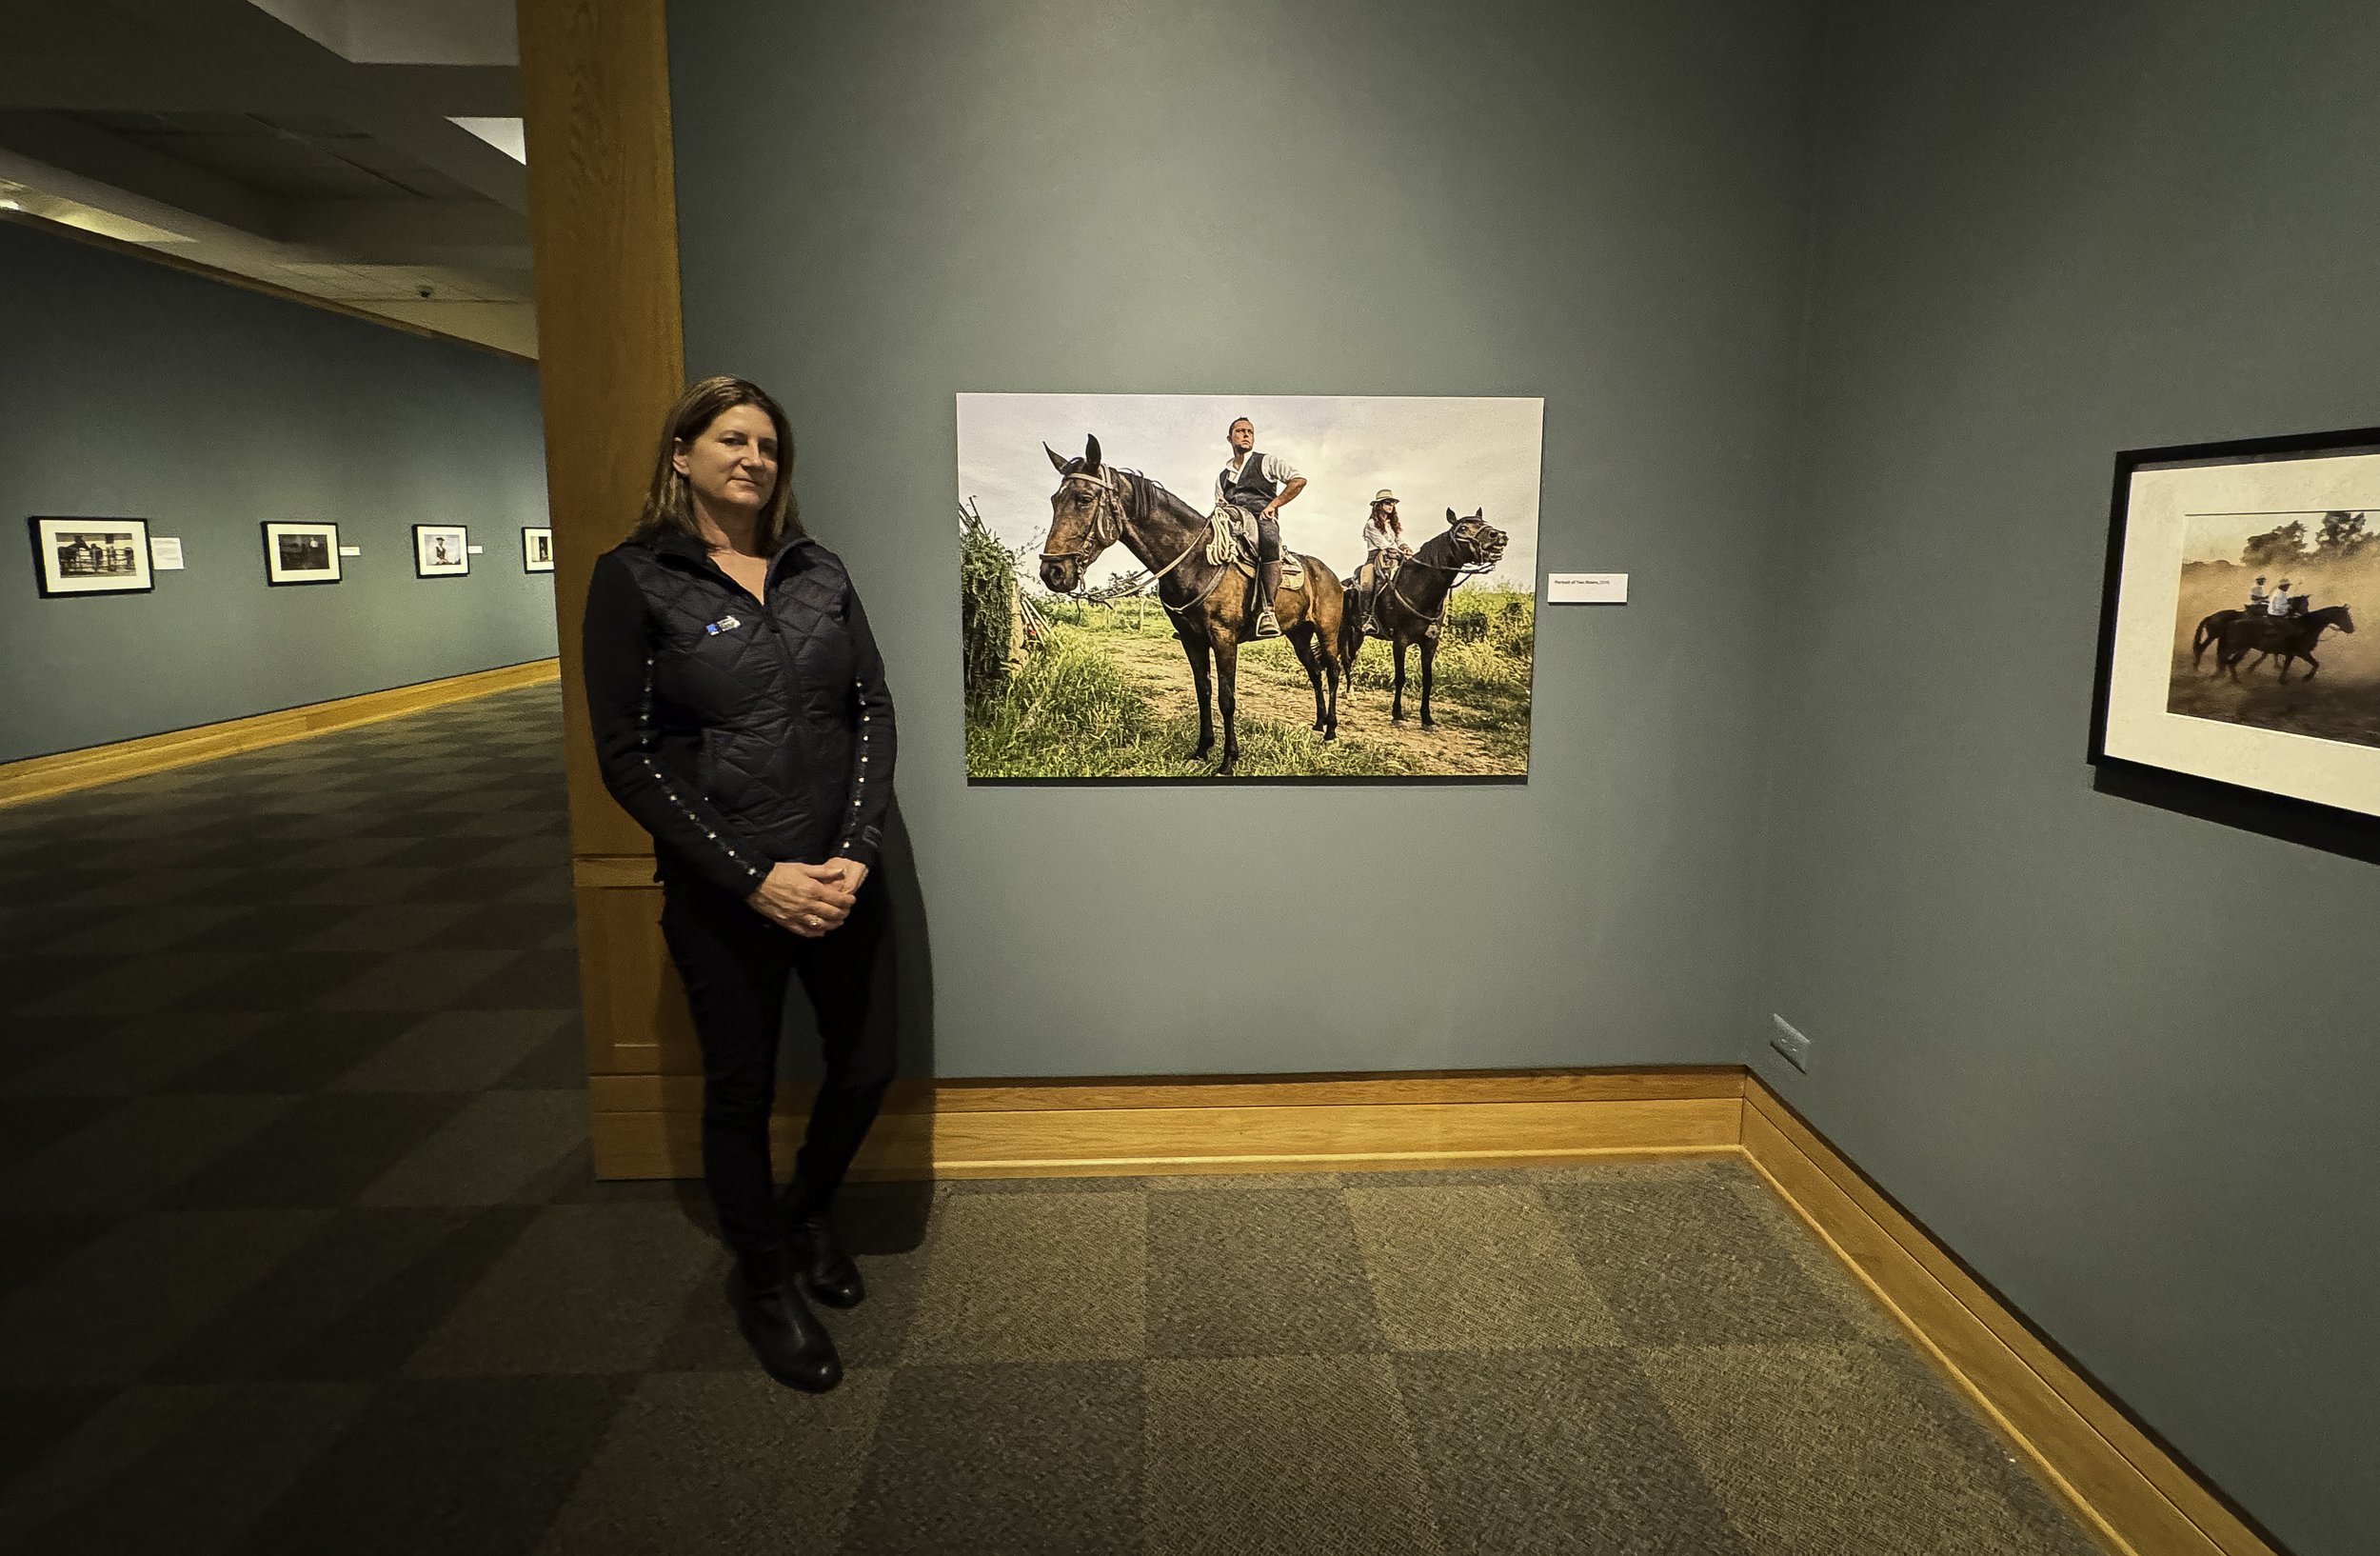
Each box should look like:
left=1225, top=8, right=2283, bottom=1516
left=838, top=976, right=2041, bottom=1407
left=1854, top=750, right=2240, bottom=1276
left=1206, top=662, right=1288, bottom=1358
left=1379, top=531, right=1500, bottom=626
left=1041, top=467, right=1226, bottom=615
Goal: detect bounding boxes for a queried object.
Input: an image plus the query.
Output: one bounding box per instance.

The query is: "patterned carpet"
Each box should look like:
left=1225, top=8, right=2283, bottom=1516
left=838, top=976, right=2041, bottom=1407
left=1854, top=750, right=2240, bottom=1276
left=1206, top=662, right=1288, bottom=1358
left=0, top=686, right=2102, bottom=1554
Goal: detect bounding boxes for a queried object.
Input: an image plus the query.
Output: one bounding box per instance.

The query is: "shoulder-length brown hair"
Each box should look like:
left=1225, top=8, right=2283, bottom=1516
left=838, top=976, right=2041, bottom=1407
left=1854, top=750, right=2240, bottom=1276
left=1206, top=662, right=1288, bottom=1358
left=633, top=375, right=802, bottom=549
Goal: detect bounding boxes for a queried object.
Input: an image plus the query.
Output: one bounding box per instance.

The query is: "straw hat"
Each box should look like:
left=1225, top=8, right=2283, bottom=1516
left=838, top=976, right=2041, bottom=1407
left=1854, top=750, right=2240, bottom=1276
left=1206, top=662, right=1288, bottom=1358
left=1372, top=489, right=1399, bottom=505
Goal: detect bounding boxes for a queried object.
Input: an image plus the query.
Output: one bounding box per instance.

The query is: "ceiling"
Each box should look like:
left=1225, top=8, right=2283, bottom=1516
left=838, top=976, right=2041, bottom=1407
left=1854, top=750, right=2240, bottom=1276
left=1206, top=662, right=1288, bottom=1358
left=0, top=0, right=536, bottom=356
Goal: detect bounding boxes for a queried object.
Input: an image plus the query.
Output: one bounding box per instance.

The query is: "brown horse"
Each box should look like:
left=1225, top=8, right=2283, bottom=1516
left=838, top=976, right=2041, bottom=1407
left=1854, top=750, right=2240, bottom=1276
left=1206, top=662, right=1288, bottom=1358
left=1037, top=436, right=1347, bottom=775
left=1340, top=508, right=1507, bottom=727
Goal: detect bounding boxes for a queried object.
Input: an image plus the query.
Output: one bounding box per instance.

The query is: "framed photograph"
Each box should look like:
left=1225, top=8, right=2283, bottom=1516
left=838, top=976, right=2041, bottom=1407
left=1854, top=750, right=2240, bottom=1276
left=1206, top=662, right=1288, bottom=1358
left=30, top=516, right=153, bottom=597
left=522, top=526, right=555, bottom=572
left=413, top=524, right=470, bottom=578
left=262, top=521, right=341, bottom=585
left=2092, top=426, right=2380, bottom=827
left=958, top=392, right=1542, bottom=781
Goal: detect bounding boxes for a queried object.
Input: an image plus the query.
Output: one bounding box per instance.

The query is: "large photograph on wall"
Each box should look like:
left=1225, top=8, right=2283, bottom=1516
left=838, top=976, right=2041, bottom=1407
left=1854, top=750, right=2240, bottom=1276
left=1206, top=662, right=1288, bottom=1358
left=2093, top=427, right=2380, bottom=824
left=959, top=393, right=1542, bottom=780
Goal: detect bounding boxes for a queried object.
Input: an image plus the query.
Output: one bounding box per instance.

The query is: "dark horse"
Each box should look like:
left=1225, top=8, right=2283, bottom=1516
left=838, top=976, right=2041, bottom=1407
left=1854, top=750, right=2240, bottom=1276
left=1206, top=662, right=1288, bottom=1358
left=1339, top=508, right=1507, bottom=727
left=2191, top=608, right=2243, bottom=670
left=1038, top=436, right=1347, bottom=775
left=2213, top=605, right=2355, bottom=683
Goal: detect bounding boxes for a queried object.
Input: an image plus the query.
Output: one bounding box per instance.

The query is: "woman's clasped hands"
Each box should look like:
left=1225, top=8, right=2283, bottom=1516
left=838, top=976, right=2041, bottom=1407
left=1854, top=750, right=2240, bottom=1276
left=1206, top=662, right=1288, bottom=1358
left=745, top=859, right=867, bottom=938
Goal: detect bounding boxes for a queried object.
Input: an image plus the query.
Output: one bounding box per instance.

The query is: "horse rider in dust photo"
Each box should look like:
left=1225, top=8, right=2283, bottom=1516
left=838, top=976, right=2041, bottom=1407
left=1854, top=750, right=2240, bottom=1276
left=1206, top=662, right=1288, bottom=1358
left=1213, top=416, right=1307, bottom=637
left=2247, top=575, right=2270, bottom=612
left=1354, top=489, right=1412, bottom=637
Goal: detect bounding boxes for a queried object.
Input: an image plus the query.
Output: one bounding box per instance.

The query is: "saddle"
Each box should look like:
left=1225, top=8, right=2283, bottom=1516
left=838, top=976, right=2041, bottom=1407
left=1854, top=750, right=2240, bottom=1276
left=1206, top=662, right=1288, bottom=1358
left=1208, top=504, right=1305, bottom=590
left=1247, top=553, right=1305, bottom=590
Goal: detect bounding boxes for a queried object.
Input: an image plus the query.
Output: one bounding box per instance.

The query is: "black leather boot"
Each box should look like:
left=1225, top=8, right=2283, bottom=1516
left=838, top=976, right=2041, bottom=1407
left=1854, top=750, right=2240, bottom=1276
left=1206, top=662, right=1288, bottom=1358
left=789, top=1210, right=866, bottom=1309
left=725, top=1258, right=843, bottom=1392
left=1256, top=559, right=1284, bottom=637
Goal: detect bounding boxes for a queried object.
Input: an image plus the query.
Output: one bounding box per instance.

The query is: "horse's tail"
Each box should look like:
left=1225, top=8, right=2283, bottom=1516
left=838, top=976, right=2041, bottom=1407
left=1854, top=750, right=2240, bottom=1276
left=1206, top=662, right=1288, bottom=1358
left=1338, top=584, right=1361, bottom=673
left=2193, top=613, right=2230, bottom=669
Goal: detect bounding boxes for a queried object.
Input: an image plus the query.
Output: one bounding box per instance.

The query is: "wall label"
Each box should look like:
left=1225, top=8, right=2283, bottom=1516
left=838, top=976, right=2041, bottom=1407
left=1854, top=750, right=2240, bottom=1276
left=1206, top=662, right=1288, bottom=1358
left=338, top=545, right=363, bottom=556
left=465, top=545, right=485, bottom=554
left=1547, top=571, right=1626, bottom=604
left=149, top=537, right=186, bottom=570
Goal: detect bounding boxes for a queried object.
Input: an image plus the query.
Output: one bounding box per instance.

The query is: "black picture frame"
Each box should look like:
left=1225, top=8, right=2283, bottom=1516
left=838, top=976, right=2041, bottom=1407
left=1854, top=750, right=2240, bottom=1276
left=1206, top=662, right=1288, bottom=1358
left=29, top=515, right=155, bottom=597
left=413, top=524, right=471, bottom=578
left=262, top=521, right=342, bottom=586
left=2090, top=424, right=2380, bottom=859
left=522, top=526, right=555, bottom=572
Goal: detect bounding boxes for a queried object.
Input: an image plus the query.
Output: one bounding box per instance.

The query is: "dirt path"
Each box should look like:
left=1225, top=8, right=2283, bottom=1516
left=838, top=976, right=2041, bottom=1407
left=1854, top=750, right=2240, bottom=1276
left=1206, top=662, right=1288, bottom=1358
left=1099, top=629, right=1517, bottom=774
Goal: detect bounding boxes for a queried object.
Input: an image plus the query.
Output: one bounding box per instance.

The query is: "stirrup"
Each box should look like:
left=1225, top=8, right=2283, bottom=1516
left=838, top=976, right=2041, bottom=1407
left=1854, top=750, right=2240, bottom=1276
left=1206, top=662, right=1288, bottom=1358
left=1254, top=608, right=1282, bottom=638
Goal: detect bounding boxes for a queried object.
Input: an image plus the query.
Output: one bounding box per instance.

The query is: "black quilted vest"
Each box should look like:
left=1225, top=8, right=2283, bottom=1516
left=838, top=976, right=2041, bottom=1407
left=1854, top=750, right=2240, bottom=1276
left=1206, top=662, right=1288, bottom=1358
left=605, top=529, right=872, bottom=876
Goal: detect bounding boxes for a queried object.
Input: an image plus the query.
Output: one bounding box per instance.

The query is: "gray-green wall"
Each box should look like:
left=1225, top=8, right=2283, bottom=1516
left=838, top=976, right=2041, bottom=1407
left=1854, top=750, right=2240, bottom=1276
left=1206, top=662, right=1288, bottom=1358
left=674, top=1, right=2377, bottom=1543
left=1755, top=4, right=2380, bottom=1549
left=0, top=221, right=554, bottom=764
left=667, top=0, right=1817, bottom=1078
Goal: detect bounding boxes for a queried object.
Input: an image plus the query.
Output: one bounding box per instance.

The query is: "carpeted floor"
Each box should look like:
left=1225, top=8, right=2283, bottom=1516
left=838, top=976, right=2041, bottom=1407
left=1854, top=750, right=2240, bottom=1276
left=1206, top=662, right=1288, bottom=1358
left=0, top=686, right=2103, bottom=1554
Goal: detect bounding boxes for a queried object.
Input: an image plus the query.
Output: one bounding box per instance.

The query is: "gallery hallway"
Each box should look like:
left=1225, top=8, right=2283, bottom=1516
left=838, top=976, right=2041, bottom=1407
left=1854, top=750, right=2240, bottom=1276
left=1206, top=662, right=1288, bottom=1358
left=0, top=688, right=2099, bottom=1554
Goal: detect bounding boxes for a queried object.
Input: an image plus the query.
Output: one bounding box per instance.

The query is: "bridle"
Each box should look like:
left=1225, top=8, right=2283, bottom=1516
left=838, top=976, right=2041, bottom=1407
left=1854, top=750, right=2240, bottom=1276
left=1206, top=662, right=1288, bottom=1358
left=1381, top=519, right=1504, bottom=625
left=1038, top=469, right=1127, bottom=569
left=1040, top=466, right=1210, bottom=602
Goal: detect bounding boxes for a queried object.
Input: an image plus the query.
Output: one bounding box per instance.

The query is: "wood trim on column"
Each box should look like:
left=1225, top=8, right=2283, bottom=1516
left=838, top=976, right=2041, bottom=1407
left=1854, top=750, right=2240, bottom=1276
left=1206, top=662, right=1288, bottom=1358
left=0, top=658, right=559, bottom=807
left=517, top=0, right=684, bottom=1075
left=517, top=0, right=682, bottom=863
left=1740, top=1079, right=2279, bottom=1556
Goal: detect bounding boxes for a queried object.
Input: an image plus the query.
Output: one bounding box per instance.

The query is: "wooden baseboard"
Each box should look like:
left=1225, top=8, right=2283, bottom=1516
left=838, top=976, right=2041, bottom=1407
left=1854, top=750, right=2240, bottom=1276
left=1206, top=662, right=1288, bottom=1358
left=586, top=1067, right=1747, bottom=1181
left=1739, top=1079, right=2276, bottom=1556
left=0, top=658, right=561, bottom=806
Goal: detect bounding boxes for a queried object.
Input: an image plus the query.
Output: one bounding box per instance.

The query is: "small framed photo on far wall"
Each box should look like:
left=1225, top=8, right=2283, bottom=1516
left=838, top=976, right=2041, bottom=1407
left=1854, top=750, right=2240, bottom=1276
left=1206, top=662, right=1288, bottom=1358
left=522, top=526, right=555, bottom=572
left=413, top=524, right=470, bottom=578
left=30, top=515, right=153, bottom=597
left=262, top=521, right=341, bottom=585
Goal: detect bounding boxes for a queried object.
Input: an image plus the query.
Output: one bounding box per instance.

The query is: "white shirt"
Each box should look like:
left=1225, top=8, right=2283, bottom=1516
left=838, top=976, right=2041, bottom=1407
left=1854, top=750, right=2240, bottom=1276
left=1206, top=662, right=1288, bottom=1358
left=1361, top=517, right=1403, bottom=553
left=1215, top=451, right=1302, bottom=509
left=2269, top=588, right=2293, bottom=616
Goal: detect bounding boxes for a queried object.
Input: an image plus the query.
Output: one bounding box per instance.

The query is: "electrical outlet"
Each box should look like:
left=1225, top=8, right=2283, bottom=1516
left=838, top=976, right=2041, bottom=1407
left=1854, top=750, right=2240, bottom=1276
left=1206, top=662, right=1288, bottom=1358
left=1768, top=1014, right=1812, bottom=1073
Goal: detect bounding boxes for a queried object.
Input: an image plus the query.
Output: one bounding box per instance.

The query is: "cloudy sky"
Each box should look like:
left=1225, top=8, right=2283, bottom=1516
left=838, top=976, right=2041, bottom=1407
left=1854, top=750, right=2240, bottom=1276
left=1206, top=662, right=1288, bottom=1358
left=957, top=393, right=1542, bottom=590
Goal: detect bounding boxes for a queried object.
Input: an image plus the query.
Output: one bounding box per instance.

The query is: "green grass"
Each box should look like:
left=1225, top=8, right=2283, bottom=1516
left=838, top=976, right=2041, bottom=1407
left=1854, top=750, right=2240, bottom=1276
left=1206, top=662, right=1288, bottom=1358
left=967, top=622, right=1422, bottom=778
left=970, top=584, right=1537, bottom=776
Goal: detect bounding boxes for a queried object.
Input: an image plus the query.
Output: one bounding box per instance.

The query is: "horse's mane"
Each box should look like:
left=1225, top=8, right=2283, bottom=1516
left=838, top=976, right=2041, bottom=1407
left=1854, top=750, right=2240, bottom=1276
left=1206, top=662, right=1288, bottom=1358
left=1412, top=526, right=1467, bottom=569
left=1061, top=459, right=1199, bottom=525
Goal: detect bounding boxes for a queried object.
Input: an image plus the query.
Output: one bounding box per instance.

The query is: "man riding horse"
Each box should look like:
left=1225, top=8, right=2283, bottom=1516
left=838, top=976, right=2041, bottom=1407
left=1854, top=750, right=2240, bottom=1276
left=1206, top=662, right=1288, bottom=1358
left=1214, top=417, right=1306, bottom=638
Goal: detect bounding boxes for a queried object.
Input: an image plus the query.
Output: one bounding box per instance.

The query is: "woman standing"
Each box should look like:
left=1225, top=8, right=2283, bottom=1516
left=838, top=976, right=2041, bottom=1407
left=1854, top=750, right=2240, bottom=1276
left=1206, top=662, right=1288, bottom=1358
left=581, top=376, right=897, bottom=1392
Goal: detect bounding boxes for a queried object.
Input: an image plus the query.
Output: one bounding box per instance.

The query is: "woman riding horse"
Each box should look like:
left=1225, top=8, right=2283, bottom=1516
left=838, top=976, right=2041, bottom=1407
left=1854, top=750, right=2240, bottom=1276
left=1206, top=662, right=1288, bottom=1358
left=1354, top=489, right=1412, bottom=637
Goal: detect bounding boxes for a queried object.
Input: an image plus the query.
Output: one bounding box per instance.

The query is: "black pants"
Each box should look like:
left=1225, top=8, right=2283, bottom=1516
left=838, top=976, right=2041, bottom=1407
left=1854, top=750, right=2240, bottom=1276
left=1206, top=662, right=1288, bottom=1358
left=659, top=871, right=894, bottom=1275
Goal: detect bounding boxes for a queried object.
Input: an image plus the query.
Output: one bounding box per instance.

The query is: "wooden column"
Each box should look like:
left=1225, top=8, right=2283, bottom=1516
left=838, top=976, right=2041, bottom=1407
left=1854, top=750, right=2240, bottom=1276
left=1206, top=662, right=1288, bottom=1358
left=517, top=0, right=702, bottom=1125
